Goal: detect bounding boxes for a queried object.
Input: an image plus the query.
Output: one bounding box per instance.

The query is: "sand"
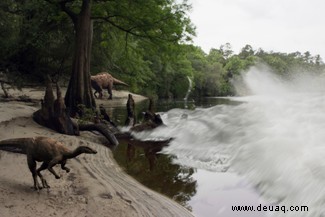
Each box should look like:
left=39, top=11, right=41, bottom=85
left=0, top=88, right=193, bottom=217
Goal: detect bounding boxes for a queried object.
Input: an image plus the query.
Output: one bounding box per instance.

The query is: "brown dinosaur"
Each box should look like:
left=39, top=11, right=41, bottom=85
left=0, top=137, right=97, bottom=191
left=91, top=72, right=128, bottom=99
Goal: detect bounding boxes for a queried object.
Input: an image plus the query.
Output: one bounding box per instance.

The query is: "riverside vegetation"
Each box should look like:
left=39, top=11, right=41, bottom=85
left=1, top=1, right=324, bottom=104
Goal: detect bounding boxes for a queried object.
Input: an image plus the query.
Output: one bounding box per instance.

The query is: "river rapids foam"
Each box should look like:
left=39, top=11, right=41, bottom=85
left=133, top=64, right=325, bottom=217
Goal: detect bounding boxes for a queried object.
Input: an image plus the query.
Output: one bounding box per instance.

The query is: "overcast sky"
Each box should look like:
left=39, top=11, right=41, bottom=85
left=189, top=0, right=325, bottom=59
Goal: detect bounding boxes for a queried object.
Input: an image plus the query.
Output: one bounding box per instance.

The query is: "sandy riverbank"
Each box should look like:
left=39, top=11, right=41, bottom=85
left=0, top=88, right=193, bottom=217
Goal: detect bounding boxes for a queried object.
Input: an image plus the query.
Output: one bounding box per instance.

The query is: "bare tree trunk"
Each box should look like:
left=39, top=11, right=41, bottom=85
left=65, top=0, right=95, bottom=116
left=33, top=76, right=78, bottom=135
left=33, top=75, right=118, bottom=146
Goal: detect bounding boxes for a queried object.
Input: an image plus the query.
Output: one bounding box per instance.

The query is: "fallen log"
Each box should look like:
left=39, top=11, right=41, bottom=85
left=79, top=123, right=118, bottom=146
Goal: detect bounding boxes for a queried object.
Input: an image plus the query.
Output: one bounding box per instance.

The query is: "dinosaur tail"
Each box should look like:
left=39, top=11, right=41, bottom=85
left=0, top=138, right=30, bottom=154
left=113, top=78, right=129, bottom=86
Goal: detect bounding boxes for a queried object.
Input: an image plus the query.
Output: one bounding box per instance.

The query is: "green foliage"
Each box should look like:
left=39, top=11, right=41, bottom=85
left=1, top=0, right=324, bottom=99
left=0, top=0, right=74, bottom=84
left=89, top=0, right=196, bottom=98
left=1, top=0, right=194, bottom=86
left=224, top=56, right=244, bottom=76
left=76, top=104, right=98, bottom=124
left=255, top=50, right=325, bottom=76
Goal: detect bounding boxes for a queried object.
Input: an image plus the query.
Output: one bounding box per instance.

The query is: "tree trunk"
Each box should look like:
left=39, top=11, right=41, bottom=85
left=33, top=76, right=79, bottom=135
left=33, top=76, right=118, bottom=146
left=65, top=0, right=95, bottom=116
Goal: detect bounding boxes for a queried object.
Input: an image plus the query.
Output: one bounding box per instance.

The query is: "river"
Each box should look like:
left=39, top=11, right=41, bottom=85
left=112, top=64, right=325, bottom=217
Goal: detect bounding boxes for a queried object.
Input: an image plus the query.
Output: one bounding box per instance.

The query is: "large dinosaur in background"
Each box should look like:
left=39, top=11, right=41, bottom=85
left=91, top=72, right=128, bottom=99
left=0, top=137, right=97, bottom=191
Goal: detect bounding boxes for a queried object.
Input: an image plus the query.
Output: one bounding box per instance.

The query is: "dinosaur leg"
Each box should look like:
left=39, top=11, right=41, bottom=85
left=107, top=83, right=113, bottom=99
left=36, top=162, right=50, bottom=189
left=47, top=158, right=61, bottom=179
left=94, top=90, right=99, bottom=98
left=98, top=90, right=103, bottom=99
left=61, top=160, right=70, bottom=173
left=27, top=156, right=41, bottom=191
left=91, top=80, right=101, bottom=98
left=94, top=89, right=103, bottom=99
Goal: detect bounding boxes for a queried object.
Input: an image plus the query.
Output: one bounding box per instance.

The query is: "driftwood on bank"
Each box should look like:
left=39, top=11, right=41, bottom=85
left=0, top=95, right=39, bottom=104
left=32, top=76, right=118, bottom=146
left=79, top=123, right=118, bottom=146
left=99, top=104, right=117, bottom=127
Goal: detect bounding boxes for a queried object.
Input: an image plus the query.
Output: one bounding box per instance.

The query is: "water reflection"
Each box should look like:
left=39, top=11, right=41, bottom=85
left=113, top=140, right=197, bottom=210
left=111, top=97, right=239, bottom=211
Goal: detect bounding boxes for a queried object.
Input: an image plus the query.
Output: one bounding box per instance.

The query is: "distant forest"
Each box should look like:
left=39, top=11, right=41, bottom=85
left=1, top=0, right=324, bottom=100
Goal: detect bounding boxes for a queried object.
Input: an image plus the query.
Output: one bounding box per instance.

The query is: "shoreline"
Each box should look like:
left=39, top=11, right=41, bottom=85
left=0, top=88, right=193, bottom=217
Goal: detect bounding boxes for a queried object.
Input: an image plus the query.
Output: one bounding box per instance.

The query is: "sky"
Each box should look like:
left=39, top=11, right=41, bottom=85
left=188, top=0, right=325, bottom=59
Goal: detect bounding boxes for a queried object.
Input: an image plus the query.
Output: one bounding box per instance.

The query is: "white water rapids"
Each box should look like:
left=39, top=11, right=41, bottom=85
left=133, top=64, right=325, bottom=217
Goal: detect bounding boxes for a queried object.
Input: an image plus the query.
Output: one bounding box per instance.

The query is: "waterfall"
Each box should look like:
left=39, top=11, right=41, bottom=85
left=184, top=76, right=193, bottom=109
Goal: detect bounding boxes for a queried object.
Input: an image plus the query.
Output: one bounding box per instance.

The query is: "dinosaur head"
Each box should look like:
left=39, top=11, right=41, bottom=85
left=78, top=146, right=97, bottom=154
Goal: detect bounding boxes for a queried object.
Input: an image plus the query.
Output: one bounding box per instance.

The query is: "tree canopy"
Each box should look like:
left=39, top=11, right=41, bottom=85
left=1, top=0, right=324, bottom=103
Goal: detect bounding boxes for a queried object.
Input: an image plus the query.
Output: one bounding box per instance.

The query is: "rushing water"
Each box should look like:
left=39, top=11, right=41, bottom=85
left=122, top=64, right=325, bottom=217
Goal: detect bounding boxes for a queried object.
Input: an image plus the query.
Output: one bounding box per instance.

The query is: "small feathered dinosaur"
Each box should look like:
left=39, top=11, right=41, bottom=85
left=0, top=137, right=97, bottom=191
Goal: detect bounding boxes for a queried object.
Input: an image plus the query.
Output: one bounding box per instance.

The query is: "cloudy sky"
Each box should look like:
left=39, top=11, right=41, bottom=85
left=189, top=0, right=325, bottom=58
